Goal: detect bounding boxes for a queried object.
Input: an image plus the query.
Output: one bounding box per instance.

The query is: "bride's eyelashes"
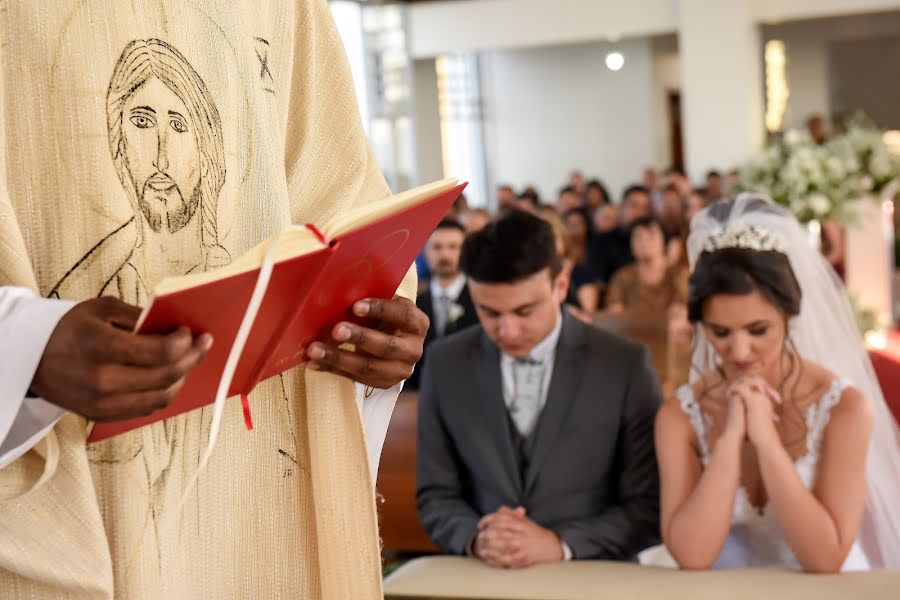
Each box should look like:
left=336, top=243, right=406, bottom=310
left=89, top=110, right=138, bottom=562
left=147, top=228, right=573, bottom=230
left=709, top=325, right=730, bottom=339
left=707, top=322, right=771, bottom=339
left=747, top=324, right=770, bottom=336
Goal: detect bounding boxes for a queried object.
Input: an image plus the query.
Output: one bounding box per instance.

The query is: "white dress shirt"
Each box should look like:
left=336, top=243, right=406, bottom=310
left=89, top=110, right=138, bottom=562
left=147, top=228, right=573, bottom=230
left=429, top=273, right=467, bottom=336
left=498, top=309, right=573, bottom=560
left=0, top=286, right=401, bottom=484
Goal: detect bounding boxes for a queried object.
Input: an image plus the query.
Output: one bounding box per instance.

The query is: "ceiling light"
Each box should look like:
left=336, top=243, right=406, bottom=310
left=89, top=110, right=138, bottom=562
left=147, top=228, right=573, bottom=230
left=605, top=52, right=624, bottom=71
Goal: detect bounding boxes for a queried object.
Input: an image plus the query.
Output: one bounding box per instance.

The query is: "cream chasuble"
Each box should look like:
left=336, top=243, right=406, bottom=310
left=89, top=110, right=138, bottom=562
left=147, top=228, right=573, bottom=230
left=0, top=1, right=411, bottom=597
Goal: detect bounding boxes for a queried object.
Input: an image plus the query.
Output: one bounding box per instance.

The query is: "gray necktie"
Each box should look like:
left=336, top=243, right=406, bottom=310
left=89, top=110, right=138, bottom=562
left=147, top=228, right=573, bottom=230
left=510, top=358, right=544, bottom=437
left=435, top=293, right=452, bottom=336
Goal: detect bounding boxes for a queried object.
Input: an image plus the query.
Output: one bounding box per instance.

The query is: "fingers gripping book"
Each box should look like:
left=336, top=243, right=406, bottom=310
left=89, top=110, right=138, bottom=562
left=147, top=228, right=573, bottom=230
left=88, top=178, right=465, bottom=442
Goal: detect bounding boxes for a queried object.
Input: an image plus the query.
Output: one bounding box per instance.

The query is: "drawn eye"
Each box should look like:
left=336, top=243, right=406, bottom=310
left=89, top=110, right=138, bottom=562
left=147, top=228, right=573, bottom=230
left=129, top=114, right=155, bottom=129
left=170, top=119, right=188, bottom=133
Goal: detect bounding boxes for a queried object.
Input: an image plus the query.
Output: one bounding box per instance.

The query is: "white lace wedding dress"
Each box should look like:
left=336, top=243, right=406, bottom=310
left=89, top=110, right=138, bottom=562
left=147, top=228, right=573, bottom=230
left=641, top=379, right=870, bottom=570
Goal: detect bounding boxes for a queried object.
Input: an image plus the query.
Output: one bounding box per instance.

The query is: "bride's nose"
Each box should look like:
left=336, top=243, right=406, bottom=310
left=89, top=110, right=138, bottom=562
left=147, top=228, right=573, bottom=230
left=729, top=332, right=752, bottom=361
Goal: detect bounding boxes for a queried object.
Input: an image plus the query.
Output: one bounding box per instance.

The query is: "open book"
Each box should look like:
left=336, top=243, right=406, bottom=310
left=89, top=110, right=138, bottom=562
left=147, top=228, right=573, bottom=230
left=88, top=178, right=466, bottom=442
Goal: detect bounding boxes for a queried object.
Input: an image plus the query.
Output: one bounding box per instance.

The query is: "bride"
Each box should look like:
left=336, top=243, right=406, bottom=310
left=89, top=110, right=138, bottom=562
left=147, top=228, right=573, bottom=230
left=643, top=194, right=900, bottom=571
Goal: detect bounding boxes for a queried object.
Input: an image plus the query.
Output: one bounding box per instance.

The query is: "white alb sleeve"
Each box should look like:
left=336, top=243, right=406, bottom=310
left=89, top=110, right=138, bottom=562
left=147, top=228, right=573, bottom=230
left=0, top=286, right=75, bottom=468
left=355, top=380, right=404, bottom=485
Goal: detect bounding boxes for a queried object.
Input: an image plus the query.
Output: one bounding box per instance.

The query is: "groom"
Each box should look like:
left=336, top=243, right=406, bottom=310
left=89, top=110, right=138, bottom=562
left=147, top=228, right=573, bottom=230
left=416, top=211, right=662, bottom=567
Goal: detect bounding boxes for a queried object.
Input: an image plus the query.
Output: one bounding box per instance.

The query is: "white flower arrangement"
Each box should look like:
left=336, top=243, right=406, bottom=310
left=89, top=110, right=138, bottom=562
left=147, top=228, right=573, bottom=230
left=448, top=303, right=465, bottom=324
left=739, top=115, right=900, bottom=224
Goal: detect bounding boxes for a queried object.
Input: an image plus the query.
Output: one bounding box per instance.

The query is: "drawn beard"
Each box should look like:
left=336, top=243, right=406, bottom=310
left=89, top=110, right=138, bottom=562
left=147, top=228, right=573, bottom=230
left=138, top=174, right=201, bottom=234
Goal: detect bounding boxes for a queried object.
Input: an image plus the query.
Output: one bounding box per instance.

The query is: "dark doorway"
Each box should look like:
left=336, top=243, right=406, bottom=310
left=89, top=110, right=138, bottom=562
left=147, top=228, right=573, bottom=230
left=667, top=90, right=684, bottom=173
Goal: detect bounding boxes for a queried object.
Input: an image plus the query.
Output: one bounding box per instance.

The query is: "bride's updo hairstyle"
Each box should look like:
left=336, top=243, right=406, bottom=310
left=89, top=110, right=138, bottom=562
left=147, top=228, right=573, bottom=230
left=686, top=198, right=801, bottom=325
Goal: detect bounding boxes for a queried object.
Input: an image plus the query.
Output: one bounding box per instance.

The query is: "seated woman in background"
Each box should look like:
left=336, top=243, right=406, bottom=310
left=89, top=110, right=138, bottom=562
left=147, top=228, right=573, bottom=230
left=605, top=217, right=688, bottom=315
left=643, top=194, right=900, bottom=572
left=539, top=208, right=596, bottom=320
left=562, top=208, right=600, bottom=314
left=585, top=178, right=612, bottom=215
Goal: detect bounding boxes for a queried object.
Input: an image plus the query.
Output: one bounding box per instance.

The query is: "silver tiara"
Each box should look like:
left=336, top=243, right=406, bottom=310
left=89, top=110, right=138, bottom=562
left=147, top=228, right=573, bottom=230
left=702, top=222, right=787, bottom=254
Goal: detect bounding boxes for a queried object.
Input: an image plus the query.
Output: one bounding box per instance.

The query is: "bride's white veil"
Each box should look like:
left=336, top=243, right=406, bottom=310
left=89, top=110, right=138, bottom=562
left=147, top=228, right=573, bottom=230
left=687, top=193, right=900, bottom=569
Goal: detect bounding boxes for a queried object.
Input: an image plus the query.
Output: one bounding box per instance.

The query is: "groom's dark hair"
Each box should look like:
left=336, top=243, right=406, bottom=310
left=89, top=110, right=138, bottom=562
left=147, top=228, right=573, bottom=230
left=687, top=247, right=802, bottom=323
left=461, top=210, right=562, bottom=284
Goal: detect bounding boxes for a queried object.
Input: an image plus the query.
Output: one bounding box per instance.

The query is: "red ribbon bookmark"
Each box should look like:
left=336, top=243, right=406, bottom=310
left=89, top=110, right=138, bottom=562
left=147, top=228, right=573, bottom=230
left=305, top=223, right=327, bottom=244
left=241, top=394, right=254, bottom=431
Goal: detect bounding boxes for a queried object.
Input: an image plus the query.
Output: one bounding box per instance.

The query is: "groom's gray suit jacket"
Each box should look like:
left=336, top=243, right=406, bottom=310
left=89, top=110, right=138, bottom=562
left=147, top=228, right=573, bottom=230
left=416, top=312, right=663, bottom=560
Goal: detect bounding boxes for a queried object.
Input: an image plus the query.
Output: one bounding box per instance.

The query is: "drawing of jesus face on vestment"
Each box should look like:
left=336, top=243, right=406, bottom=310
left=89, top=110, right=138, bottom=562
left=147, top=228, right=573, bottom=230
left=121, top=75, right=202, bottom=235
left=108, top=38, right=226, bottom=249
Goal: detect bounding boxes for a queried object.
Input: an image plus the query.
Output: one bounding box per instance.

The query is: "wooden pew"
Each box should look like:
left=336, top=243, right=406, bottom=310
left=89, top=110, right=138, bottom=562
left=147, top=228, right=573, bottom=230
left=377, top=391, right=438, bottom=553
left=592, top=310, right=674, bottom=383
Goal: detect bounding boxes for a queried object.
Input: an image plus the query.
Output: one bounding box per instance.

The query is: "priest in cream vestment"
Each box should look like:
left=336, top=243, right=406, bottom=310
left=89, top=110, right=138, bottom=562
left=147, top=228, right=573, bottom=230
left=0, top=1, right=427, bottom=598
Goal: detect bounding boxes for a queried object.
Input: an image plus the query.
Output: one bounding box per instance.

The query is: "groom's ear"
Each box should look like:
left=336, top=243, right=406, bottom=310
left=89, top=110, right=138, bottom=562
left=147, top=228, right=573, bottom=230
left=552, top=268, right=569, bottom=304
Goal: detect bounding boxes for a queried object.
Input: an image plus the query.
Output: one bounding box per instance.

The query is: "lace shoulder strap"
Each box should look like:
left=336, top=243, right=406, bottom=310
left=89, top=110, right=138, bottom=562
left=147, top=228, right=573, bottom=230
left=804, top=378, right=851, bottom=460
left=677, top=385, right=711, bottom=464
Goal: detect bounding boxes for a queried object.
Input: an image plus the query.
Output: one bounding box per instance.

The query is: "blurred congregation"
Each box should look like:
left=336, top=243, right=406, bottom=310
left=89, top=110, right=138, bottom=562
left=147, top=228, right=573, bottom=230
left=411, top=166, right=730, bottom=394
left=342, top=1, right=900, bottom=596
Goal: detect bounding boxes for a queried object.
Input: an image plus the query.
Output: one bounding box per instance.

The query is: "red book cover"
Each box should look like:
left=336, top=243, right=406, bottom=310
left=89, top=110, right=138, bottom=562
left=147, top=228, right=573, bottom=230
left=88, top=182, right=466, bottom=442
left=254, top=183, right=467, bottom=383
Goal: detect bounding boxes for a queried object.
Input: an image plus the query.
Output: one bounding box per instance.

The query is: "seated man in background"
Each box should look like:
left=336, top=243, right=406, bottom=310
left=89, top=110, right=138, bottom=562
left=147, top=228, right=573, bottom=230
left=556, top=185, right=582, bottom=213
left=409, top=218, right=480, bottom=389
left=496, top=184, right=518, bottom=216
left=593, top=203, right=619, bottom=234
left=460, top=208, right=491, bottom=235
left=588, top=184, right=652, bottom=286
left=515, top=190, right=540, bottom=214
left=416, top=212, right=662, bottom=568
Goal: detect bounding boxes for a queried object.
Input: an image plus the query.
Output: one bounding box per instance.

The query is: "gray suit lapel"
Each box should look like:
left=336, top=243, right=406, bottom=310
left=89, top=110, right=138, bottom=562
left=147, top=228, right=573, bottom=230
left=524, top=313, right=587, bottom=493
left=473, top=332, right=523, bottom=498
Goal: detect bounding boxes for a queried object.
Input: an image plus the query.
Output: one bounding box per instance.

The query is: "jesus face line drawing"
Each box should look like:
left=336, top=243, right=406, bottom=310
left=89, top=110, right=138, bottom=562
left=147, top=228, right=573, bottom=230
left=121, top=77, right=203, bottom=235
left=108, top=38, right=226, bottom=252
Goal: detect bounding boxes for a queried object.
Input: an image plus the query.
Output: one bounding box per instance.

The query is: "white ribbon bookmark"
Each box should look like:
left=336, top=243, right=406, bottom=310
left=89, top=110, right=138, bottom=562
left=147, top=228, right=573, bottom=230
left=174, top=226, right=301, bottom=517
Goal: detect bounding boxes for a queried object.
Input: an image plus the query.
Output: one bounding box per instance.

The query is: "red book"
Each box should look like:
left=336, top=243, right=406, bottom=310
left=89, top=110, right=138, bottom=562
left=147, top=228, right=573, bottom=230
left=88, top=179, right=466, bottom=442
